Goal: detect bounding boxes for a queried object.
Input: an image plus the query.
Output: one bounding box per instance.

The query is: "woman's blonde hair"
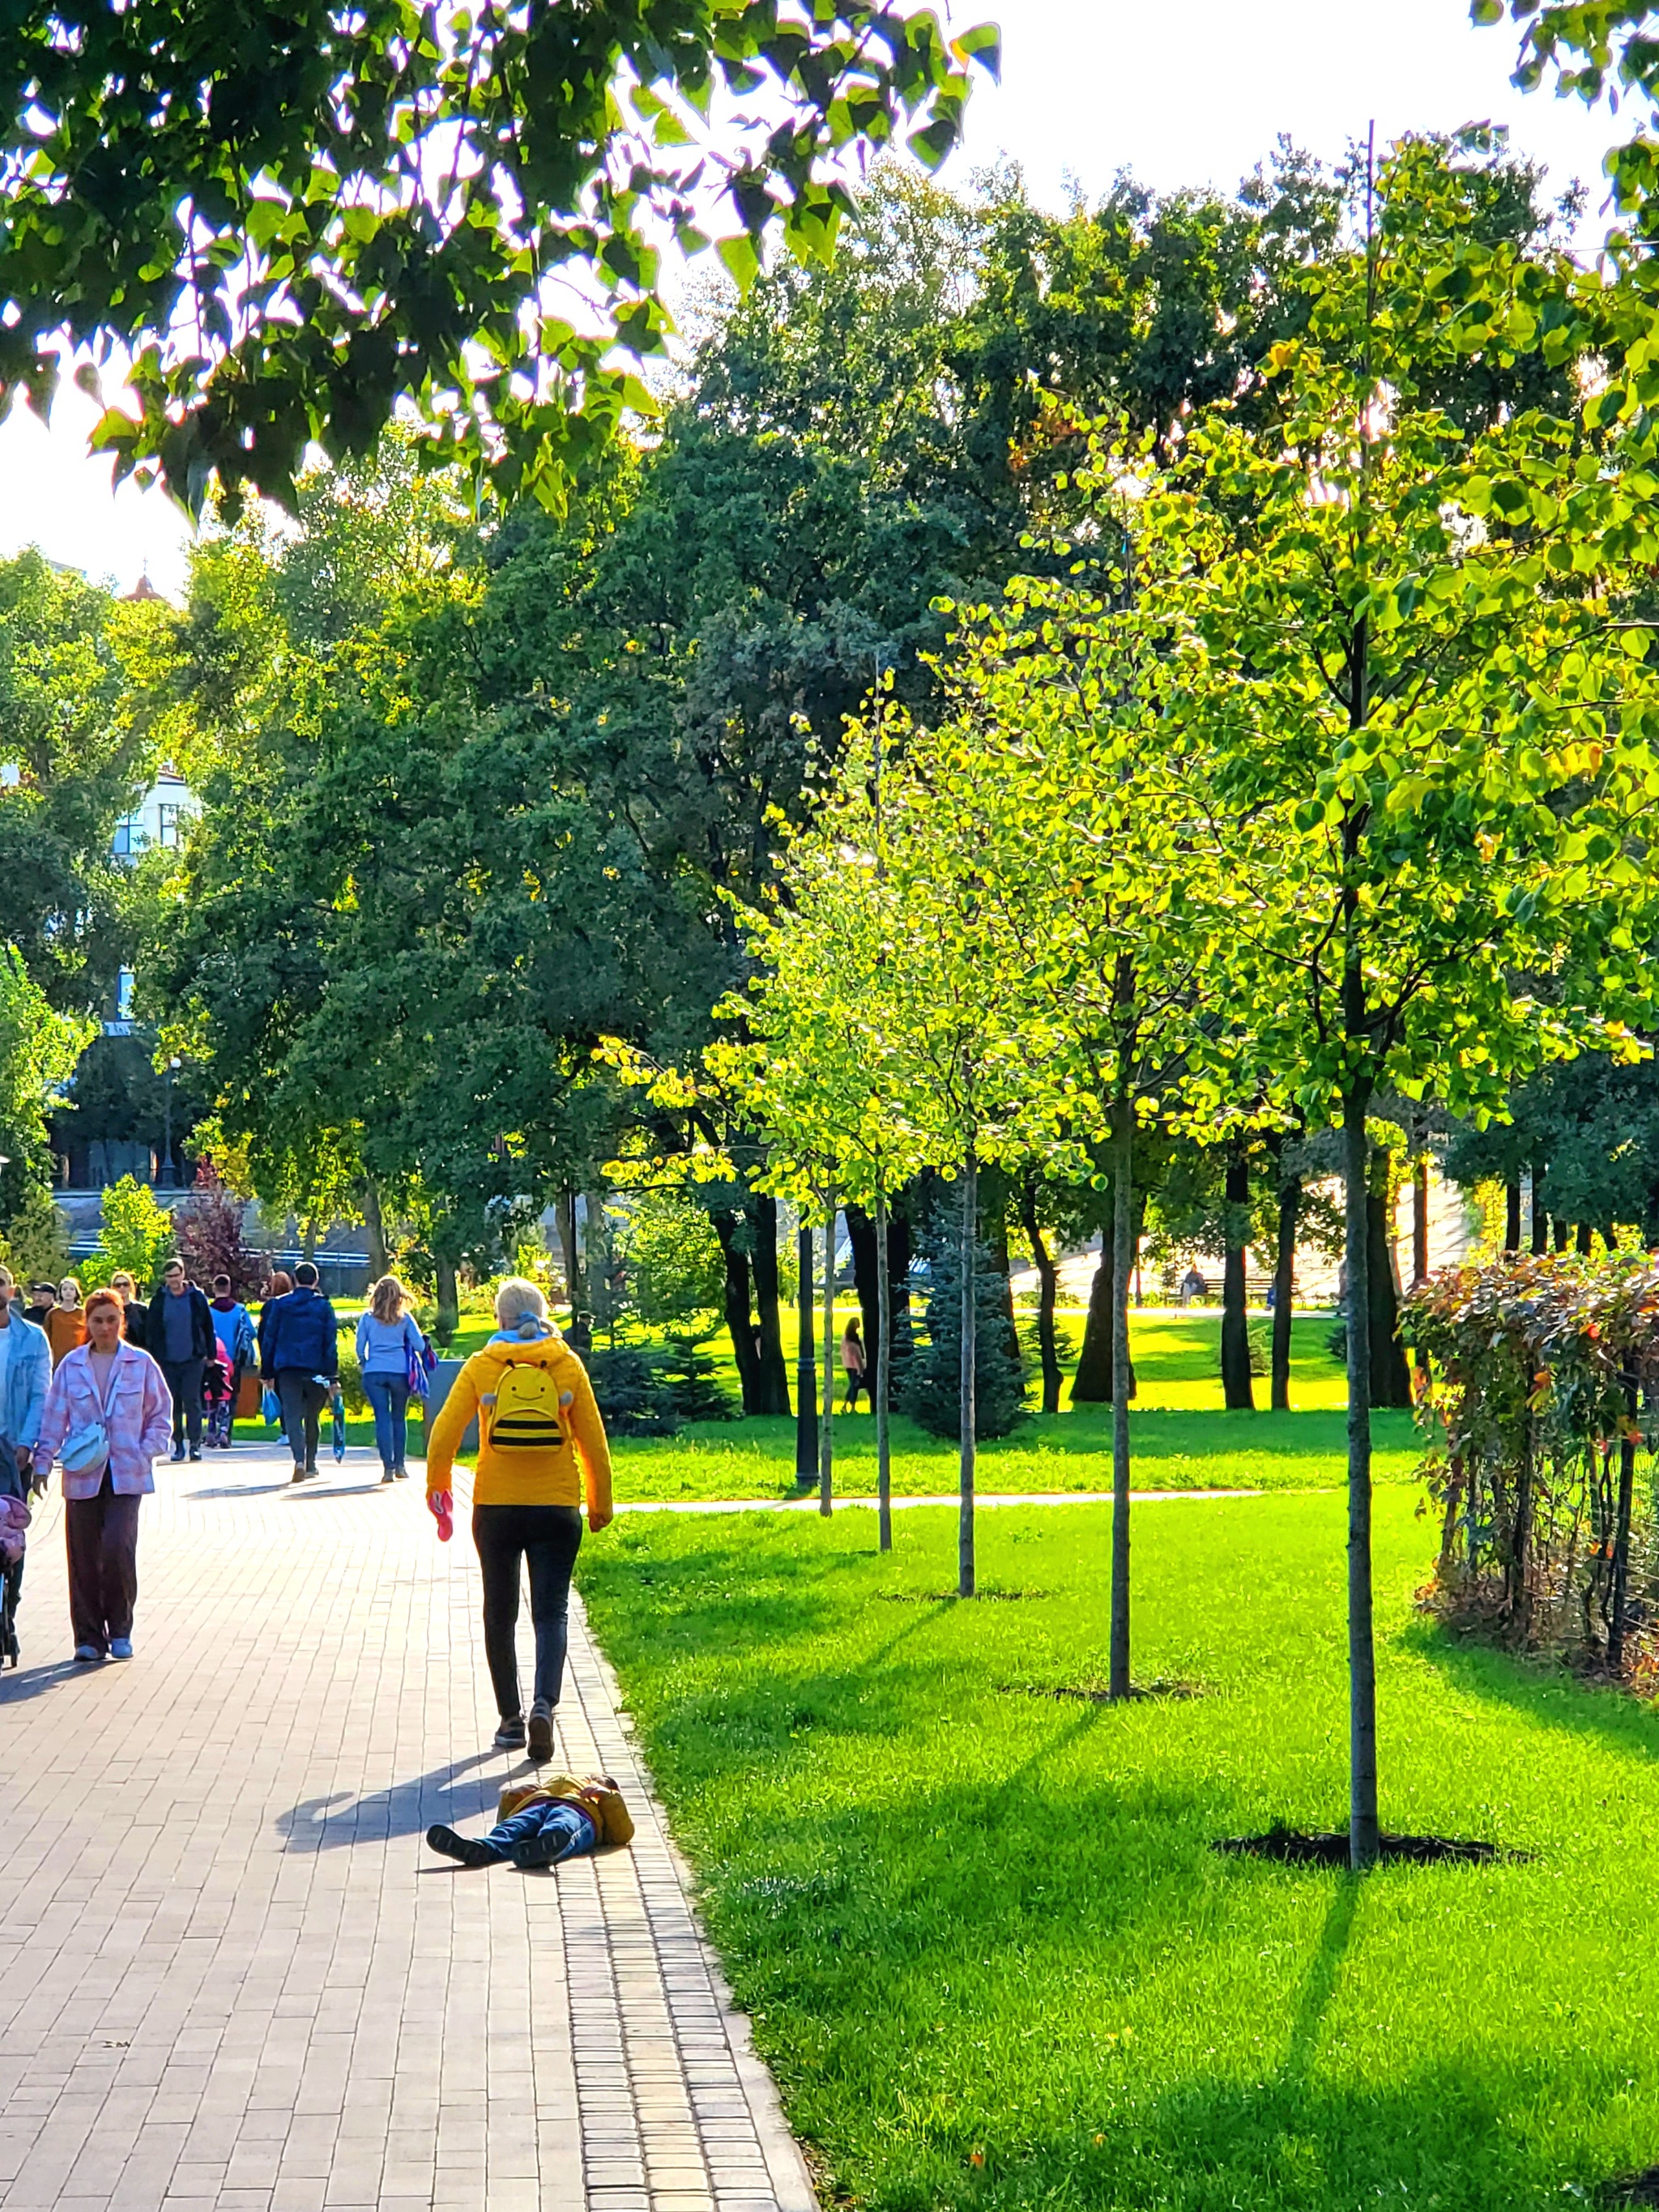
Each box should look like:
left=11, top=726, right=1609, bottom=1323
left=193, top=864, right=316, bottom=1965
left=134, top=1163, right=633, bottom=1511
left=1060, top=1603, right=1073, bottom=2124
left=370, top=1273, right=409, bottom=1323
left=58, top=1276, right=83, bottom=1306
left=110, top=1272, right=135, bottom=1296
left=494, top=1276, right=548, bottom=1329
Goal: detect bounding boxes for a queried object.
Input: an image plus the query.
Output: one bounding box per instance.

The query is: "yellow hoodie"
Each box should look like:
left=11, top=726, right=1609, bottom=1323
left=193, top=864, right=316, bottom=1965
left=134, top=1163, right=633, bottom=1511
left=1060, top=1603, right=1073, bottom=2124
left=425, top=1328, right=613, bottom=1515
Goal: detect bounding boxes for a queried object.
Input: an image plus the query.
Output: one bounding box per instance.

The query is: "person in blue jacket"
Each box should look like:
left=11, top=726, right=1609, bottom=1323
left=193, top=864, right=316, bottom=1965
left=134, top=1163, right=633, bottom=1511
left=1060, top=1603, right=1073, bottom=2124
left=258, top=1262, right=339, bottom=1481
left=207, top=1275, right=257, bottom=1447
left=0, top=1264, right=53, bottom=1644
left=355, top=1273, right=426, bottom=1485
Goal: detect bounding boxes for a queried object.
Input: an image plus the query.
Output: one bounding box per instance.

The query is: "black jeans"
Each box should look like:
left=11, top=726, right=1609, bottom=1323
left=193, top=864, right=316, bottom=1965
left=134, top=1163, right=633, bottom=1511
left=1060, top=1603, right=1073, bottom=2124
left=160, top=1357, right=205, bottom=1449
left=275, top=1370, right=329, bottom=1469
left=471, top=1503, right=583, bottom=1720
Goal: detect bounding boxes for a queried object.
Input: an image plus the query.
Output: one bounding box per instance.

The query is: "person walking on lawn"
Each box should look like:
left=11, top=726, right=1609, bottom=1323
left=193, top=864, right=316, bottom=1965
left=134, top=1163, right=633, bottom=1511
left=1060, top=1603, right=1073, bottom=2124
left=0, top=1265, right=53, bottom=1649
left=143, top=1258, right=214, bottom=1462
left=258, top=1261, right=339, bottom=1481
left=34, top=1287, right=173, bottom=1662
left=356, top=1274, right=424, bottom=1484
left=207, top=1275, right=256, bottom=1447
left=425, top=1277, right=614, bottom=1763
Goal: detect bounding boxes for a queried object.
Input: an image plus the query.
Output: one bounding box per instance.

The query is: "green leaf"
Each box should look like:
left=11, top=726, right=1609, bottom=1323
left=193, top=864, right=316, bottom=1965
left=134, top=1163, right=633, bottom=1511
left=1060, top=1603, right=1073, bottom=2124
left=716, top=232, right=761, bottom=294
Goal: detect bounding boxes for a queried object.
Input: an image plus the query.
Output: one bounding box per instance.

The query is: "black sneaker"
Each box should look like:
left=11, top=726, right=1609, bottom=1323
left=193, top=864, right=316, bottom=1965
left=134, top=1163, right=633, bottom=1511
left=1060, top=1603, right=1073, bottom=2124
left=426, top=1824, right=498, bottom=1869
left=527, top=1699, right=555, bottom=1763
left=381, top=1470, right=395, bottom=1485
left=303, top=1461, right=318, bottom=1479
left=493, top=1715, right=527, bottom=1750
left=188, top=1446, right=202, bottom=1462
left=170, top=1444, right=186, bottom=1464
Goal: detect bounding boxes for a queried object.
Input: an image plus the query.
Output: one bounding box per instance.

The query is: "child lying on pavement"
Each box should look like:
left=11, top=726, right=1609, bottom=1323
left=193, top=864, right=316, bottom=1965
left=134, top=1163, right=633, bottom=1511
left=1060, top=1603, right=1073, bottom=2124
left=426, top=1772, right=634, bottom=1870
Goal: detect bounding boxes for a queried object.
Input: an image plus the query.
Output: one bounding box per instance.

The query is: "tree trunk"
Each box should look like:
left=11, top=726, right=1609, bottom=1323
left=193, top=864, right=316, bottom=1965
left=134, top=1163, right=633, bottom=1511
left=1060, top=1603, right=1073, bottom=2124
left=1271, top=1168, right=1300, bottom=1412
left=846, top=1203, right=881, bottom=1398
left=1415, top=1155, right=1433, bottom=1282
left=819, top=1188, right=836, bottom=1516
left=750, top=1193, right=791, bottom=1416
left=361, top=1180, right=388, bottom=1280
left=1367, top=1149, right=1412, bottom=1409
left=795, top=1221, right=816, bottom=1481
left=714, top=1213, right=763, bottom=1413
left=1610, top=1373, right=1639, bottom=1671
left=876, top=1186, right=893, bottom=1554
left=1073, top=1238, right=1134, bottom=1404
left=1576, top=1221, right=1594, bottom=1257
left=1532, top=1173, right=1550, bottom=1255
left=1019, top=1174, right=1062, bottom=1416
left=1221, top=1146, right=1255, bottom=1411
left=557, top=1190, right=585, bottom=1315
left=1109, top=1098, right=1134, bottom=1698
left=1343, top=1085, right=1379, bottom=1871
left=435, top=1252, right=459, bottom=1348
left=1503, top=1179, right=1520, bottom=1256
left=958, top=1152, right=977, bottom=1599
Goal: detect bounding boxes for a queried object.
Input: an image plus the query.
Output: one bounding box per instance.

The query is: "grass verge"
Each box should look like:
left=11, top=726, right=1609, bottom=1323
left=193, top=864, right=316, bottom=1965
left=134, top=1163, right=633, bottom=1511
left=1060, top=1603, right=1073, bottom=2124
left=578, top=1491, right=1659, bottom=2212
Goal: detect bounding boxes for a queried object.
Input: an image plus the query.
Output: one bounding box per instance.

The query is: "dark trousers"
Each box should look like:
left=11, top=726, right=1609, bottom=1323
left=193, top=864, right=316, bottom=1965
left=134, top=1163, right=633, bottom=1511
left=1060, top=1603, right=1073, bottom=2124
left=471, top=1503, right=582, bottom=1719
left=275, top=1370, right=329, bottom=1469
left=160, top=1357, right=205, bottom=1449
left=66, top=1475, right=140, bottom=1652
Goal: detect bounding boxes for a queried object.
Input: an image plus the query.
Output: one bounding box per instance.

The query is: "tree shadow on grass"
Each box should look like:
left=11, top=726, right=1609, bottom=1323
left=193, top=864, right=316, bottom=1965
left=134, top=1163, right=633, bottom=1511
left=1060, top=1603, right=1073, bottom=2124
left=275, top=1749, right=502, bottom=1852
left=1405, top=1615, right=1659, bottom=1762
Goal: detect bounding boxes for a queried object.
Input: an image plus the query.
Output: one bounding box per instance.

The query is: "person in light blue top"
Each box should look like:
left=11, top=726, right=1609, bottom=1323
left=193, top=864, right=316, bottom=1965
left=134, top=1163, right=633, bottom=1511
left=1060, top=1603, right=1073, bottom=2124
left=356, top=1274, right=426, bottom=1485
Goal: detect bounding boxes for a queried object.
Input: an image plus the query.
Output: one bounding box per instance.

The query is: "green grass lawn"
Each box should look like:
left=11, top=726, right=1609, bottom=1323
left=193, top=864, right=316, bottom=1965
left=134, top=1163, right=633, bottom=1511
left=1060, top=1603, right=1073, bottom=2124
left=288, top=1310, right=1418, bottom=1494
left=578, top=1490, right=1659, bottom=2212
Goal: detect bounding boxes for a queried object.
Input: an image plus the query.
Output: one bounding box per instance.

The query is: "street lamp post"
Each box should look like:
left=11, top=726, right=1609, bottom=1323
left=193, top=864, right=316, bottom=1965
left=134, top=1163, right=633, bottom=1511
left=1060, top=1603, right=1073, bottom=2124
left=160, top=1056, right=181, bottom=1188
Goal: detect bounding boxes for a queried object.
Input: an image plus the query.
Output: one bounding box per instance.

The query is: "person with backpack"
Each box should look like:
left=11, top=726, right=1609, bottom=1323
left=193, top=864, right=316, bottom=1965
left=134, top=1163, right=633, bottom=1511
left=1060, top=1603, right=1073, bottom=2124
left=258, top=1261, right=339, bottom=1481
left=355, top=1273, right=427, bottom=1484
left=425, top=1276, right=613, bottom=1763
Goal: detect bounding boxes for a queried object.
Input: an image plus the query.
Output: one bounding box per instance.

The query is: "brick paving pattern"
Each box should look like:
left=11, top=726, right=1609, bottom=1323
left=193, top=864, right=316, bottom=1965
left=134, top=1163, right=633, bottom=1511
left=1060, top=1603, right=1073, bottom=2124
left=0, top=1443, right=813, bottom=2212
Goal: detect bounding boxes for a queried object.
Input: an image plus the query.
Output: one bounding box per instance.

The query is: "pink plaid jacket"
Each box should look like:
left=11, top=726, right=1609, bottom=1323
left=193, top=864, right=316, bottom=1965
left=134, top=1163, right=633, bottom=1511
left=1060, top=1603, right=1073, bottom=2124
left=33, top=1343, right=173, bottom=1498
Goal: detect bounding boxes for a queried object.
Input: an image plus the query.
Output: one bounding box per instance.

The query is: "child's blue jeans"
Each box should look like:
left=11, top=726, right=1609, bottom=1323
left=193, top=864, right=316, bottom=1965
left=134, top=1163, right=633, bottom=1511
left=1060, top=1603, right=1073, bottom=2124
left=481, top=1799, right=597, bottom=1869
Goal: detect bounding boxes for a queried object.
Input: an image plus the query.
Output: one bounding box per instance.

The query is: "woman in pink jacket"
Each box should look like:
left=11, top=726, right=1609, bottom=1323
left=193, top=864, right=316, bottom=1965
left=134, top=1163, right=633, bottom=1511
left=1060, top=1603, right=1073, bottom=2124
left=33, top=1288, right=173, bottom=1663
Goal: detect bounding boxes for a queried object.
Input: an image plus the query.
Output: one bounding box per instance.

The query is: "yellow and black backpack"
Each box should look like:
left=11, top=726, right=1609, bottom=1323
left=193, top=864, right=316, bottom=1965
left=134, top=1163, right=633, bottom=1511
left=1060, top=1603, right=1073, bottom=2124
left=484, top=1358, right=569, bottom=1452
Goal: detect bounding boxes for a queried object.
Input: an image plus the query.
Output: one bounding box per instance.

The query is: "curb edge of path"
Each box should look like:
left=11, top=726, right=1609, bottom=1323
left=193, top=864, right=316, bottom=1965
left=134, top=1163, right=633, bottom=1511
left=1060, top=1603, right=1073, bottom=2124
left=574, top=1588, right=821, bottom=2212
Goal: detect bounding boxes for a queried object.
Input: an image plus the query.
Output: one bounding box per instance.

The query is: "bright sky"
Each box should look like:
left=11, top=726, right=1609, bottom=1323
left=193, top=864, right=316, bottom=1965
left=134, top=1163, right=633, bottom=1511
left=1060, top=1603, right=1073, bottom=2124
left=0, top=0, right=1626, bottom=603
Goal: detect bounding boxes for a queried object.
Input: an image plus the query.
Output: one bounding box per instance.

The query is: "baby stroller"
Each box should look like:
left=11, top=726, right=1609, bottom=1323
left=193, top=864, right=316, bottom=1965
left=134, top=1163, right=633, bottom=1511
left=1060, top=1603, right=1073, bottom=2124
left=0, top=1490, right=28, bottom=1669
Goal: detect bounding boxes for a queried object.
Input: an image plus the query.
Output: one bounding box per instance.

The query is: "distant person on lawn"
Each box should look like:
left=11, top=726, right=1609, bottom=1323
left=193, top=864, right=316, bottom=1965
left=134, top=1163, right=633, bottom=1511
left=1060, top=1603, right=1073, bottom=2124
left=207, top=1275, right=256, bottom=1447
left=34, top=1287, right=173, bottom=1663
left=355, top=1273, right=425, bottom=1485
left=45, top=1278, right=87, bottom=1369
left=143, top=1259, right=215, bottom=1462
left=258, top=1262, right=339, bottom=1481
left=426, top=1277, right=613, bottom=1764
left=840, top=1317, right=868, bottom=1412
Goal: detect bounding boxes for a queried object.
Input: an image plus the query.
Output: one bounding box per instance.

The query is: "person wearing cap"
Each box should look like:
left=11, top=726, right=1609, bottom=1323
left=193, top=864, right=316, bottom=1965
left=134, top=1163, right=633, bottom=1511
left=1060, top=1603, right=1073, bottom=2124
left=425, top=1276, right=613, bottom=1762
left=19, top=1283, right=55, bottom=1333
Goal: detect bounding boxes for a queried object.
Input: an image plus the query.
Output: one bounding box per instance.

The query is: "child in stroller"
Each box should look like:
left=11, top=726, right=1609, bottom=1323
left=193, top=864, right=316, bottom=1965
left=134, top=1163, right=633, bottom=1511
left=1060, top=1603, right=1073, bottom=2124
left=0, top=1490, right=28, bottom=1668
left=203, top=1346, right=237, bottom=1450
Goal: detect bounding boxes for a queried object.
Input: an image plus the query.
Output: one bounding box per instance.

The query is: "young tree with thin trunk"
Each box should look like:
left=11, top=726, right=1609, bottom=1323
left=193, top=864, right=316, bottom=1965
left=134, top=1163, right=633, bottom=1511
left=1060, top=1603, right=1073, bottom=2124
left=1125, top=136, right=1659, bottom=1865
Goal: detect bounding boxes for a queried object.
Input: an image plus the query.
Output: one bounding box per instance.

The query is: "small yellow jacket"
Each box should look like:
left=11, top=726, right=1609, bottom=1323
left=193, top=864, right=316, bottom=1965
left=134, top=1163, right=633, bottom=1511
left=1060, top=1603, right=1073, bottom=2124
left=425, top=1325, right=613, bottom=1515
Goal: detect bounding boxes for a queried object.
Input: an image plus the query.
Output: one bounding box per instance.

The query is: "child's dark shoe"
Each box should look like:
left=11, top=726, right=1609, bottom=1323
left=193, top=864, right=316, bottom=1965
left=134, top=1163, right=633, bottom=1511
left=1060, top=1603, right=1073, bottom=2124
left=493, top=1715, right=527, bottom=1750
left=426, top=1824, right=498, bottom=1869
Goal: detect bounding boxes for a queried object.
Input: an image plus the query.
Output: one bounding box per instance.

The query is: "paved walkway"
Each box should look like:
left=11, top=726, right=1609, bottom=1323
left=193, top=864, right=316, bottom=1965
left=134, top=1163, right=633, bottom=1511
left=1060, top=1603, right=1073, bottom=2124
left=0, top=1443, right=814, bottom=2212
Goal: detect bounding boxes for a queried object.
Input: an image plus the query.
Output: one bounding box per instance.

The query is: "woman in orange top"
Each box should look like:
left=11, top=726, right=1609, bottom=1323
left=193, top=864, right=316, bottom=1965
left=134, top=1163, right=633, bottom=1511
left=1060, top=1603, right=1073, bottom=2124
left=45, top=1278, right=87, bottom=1368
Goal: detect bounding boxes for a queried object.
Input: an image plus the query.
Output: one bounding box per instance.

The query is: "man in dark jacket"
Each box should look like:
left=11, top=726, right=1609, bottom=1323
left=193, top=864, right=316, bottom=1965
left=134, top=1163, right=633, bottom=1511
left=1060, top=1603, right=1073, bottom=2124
left=258, top=1262, right=339, bottom=1481
left=144, top=1258, right=215, bottom=1460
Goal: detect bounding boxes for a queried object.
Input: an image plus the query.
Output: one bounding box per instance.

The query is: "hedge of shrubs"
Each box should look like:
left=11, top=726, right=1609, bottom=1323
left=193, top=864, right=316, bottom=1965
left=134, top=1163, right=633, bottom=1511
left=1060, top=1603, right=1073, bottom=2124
left=1405, top=1254, right=1659, bottom=1678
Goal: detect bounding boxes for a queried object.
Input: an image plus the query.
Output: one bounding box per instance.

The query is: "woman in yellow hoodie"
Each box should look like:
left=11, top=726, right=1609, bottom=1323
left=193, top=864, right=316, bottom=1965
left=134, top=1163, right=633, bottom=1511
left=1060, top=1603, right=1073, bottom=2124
left=426, top=1277, right=614, bottom=1762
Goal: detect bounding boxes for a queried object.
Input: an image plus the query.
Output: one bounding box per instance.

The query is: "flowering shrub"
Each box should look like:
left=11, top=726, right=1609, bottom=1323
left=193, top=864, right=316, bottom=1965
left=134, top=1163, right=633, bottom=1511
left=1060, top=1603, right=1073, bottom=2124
left=1404, top=1254, right=1659, bottom=1676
